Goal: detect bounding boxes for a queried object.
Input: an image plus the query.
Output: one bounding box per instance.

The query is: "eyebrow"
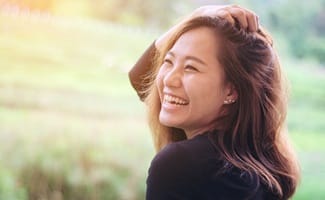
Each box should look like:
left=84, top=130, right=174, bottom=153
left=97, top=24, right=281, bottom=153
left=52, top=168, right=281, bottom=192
left=167, top=51, right=207, bottom=66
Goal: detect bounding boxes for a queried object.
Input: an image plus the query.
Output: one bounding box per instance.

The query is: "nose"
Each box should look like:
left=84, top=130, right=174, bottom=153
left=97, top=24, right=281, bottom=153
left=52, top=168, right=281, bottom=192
left=163, top=66, right=182, bottom=88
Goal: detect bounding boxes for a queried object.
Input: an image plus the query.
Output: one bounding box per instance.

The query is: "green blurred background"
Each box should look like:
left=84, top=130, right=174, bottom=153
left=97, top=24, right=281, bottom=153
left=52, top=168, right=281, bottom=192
left=0, top=0, right=324, bottom=199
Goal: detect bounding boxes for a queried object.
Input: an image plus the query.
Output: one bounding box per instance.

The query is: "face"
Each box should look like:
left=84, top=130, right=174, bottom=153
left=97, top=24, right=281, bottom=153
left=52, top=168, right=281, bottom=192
left=156, top=27, right=234, bottom=139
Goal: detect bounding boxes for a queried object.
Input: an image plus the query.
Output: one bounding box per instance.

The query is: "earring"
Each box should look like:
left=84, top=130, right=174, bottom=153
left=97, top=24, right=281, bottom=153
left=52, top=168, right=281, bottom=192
left=224, top=99, right=235, bottom=104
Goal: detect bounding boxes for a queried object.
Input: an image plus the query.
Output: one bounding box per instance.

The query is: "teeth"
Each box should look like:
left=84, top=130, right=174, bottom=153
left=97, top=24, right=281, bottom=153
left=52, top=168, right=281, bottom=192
left=164, top=95, right=188, bottom=105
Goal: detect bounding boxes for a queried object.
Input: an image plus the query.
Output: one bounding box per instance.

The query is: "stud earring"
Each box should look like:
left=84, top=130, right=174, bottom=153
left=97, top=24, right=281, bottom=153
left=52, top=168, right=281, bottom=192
left=224, top=99, right=236, bottom=104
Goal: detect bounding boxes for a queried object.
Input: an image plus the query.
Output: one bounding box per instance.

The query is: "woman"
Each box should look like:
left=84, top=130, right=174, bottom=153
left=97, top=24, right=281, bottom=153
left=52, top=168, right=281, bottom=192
left=129, top=5, right=300, bottom=200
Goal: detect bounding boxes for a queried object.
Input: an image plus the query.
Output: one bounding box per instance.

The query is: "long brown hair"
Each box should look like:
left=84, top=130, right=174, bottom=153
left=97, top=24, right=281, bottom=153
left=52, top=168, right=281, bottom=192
left=143, top=17, right=299, bottom=199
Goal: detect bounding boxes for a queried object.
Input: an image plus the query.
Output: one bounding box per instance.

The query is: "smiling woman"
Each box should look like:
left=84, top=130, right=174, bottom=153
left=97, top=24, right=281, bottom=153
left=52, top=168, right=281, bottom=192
left=129, top=5, right=300, bottom=200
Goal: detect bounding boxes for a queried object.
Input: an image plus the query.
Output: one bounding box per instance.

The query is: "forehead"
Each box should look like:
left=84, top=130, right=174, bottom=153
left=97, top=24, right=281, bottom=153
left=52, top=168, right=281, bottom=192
left=170, top=27, right=221, bottom=58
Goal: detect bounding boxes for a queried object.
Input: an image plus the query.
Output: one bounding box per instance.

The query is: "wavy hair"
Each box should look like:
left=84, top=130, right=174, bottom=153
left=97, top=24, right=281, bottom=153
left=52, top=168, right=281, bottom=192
left=143, top=17, right=299, bottom=199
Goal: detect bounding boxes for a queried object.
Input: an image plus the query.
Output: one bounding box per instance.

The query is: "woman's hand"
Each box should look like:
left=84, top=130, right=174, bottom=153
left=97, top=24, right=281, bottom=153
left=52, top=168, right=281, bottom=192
left=156, top=5, right=259, bottom=49
left=191, top=5, right=258, bottom=32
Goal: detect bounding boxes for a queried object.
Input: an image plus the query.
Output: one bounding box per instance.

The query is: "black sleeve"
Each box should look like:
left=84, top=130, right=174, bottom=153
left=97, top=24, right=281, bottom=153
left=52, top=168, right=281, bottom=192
left=128, top=41, right=157, bottom=100
left=146, top=144, right=200, bottom=200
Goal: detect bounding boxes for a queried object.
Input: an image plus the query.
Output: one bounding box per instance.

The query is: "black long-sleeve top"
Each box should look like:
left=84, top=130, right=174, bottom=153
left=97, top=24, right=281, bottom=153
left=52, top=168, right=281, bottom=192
left=146, top=131, right=272, bottom=200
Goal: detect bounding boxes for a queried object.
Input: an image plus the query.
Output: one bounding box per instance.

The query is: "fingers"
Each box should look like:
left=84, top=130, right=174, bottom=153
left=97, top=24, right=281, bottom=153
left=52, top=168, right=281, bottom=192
left=226, top=5, right=259, bottom=32
left=227, top=7, right=248, bottom=30
left=217, top=10, right=235, bottom=26
left=245, top=8, right=259, bottom=32
left=190, top=5, right=259, bottom=32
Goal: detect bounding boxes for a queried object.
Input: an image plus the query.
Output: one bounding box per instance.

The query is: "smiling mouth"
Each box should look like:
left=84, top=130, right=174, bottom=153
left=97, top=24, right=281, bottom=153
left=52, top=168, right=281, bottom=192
left=163, top=94, right=189, bottom=105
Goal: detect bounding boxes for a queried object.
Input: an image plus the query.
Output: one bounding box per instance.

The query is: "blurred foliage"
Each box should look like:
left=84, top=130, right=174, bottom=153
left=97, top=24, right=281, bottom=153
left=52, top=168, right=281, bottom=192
left=1, top=0, right=192, bottom=28
left=0, top=0, right=324, bottom=199
left=0, top=10, right=155, bottom=199
left=0, top=11, right=324, bottom=199
left=264, top=0, right=324, bottom=62
left=0, top=167, right=26, bottom=200
left=1, top=0, right=324, bottom=63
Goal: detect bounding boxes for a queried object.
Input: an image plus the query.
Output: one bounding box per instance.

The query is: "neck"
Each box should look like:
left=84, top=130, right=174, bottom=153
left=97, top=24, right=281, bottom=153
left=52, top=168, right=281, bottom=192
left=184, top=126, right=213, bottom=139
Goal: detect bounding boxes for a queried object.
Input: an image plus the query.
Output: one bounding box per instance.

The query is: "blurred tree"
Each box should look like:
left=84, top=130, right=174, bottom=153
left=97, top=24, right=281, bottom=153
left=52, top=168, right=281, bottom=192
left=2, top=0, right=324, bottom=63
left=89, top=0, right=193, bottom=28
left=0, top=0, right=54, bottom=11
left=51, top=0, right=93, bottom=17
left=247, top=0, right=325, bottom=63
left=314, top=7, right=325, bottom=35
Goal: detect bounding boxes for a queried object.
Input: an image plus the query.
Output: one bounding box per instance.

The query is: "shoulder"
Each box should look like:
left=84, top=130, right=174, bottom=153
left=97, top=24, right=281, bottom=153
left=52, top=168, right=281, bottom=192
left=148, top=133, right=217, bottom=178
left=147, top=140, right=198, bottom=184
left=146, top=134, right=213, bottom=199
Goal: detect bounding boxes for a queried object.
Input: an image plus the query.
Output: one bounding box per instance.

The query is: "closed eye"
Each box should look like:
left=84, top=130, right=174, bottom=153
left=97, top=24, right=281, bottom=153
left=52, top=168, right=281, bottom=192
left=163, top=58, right=173, bottom=65
left=185, top=65, right=198, bottom=72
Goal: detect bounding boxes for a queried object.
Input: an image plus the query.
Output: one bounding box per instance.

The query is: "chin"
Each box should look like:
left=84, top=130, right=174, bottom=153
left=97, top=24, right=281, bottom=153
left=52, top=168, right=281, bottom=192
left=159, top=116, right=181, bottom=128
left=159, top=120, right=175, bottom=127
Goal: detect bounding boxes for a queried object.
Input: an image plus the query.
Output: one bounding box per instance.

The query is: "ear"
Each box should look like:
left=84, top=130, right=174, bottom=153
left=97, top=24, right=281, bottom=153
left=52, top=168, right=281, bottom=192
left=224, top=83, right=238, bottom=104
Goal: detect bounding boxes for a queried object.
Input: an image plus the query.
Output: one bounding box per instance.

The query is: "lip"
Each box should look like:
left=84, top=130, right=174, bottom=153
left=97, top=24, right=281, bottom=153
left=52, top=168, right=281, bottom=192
left=162, top=100, right=185, bottom=111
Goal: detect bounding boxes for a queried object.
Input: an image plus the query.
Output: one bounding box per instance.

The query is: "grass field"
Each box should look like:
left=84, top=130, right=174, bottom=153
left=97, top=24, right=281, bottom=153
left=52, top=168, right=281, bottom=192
left=0, top=12, right=324, bottom=199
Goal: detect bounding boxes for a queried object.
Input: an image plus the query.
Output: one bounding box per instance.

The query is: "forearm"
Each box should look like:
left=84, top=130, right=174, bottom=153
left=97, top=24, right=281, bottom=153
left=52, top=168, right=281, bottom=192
left=128, top=41, right=157, bottom=100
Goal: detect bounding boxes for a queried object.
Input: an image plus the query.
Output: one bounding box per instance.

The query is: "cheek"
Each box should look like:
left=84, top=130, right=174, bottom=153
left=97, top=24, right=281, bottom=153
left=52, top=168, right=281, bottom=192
left=156, top=73, right=163, bottom=89
left=155, top=71, right=165, bottom=98
left=189, top=81, right=225, bottom=108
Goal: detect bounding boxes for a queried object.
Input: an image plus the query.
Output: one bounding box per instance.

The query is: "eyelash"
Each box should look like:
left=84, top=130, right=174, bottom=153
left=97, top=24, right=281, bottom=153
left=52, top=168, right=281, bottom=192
left=163, top=58, right=199, bottom=72
left=163, top=58, right=173, bottom=65
left=185, top=65, right=198, bottom=72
